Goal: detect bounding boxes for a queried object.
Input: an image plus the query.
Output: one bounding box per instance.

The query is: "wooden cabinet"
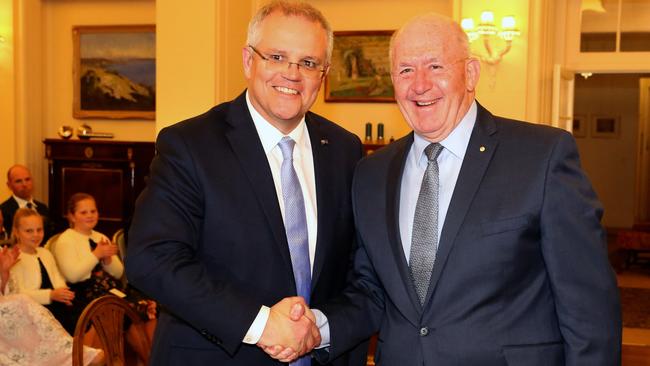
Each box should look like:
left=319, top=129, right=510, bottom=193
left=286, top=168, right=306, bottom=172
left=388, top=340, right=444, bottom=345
left=363, top=142, right=388, bottom=155
left=44, top=139, right=155, bottom=237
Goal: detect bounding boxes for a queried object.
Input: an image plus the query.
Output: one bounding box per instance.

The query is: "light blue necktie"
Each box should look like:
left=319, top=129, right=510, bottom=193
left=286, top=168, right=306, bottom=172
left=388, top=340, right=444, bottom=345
left=279, top=137, right=312, bottom=366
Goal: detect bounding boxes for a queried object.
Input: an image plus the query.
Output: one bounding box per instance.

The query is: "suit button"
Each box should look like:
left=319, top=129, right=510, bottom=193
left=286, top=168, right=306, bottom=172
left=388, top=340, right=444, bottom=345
left=419, top=327, right=429, bottom=336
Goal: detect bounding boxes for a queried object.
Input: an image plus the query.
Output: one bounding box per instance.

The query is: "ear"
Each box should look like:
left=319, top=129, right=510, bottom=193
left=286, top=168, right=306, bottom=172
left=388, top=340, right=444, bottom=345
left=465, top=57, right=481, bottom=92
left=242, top=46, right=254, bottom=79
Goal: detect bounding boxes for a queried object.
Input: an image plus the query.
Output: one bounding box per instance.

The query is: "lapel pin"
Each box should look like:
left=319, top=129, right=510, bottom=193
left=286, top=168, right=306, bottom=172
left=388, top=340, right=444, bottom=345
left=321, top=139, right=329, bottom=145
left=479, top=146, right=486, bottom=152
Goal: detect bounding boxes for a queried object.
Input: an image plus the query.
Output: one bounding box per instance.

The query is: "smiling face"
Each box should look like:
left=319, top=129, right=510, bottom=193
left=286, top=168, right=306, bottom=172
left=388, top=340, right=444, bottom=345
left=243, top=12, right=328, bottom=134
left=69, top=198, right=99, bottom=235
left=390, top=15, right=480, bottom=142
left=15, top=215, right=44, bottom=252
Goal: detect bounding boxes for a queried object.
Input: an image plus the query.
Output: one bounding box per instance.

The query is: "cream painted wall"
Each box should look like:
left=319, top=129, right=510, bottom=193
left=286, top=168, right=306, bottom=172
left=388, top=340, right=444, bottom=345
left=157, top=0, right=216, bottom=131
left=0, top=0, right=15, bottom=195
left=460, top=0, right=531, bottom=122
left=42, top=0, right=156, bottom=142
left=156, top=0, right=251, bottom=132
left=215, top=1, right=253, bottom=105
left=311, top=0, right=453, bottom=141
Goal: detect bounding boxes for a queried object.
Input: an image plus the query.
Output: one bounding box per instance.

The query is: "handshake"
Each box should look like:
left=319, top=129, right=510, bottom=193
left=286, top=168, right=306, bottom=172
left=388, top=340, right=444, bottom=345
left=257, top=297, right=321, bottom=363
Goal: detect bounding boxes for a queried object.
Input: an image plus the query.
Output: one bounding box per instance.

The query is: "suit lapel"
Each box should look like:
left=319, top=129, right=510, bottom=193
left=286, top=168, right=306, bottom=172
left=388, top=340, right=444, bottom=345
left=385, top=134, right=423, bottom=322
left=423, top=103, right=498, bottom=307
left=223, top=93, right=294, bottom=281
left=306, top=115, right=329, bottom=289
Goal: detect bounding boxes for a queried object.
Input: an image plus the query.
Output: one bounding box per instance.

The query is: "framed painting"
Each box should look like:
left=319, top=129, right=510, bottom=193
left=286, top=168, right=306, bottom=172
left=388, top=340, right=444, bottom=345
left=325, top=30, right=395, bottom=103
left=73, top=25, right=156, bottom=119
left=572, top=114, right=587, bottom=138
left=591, top=114, right=621, bottom=138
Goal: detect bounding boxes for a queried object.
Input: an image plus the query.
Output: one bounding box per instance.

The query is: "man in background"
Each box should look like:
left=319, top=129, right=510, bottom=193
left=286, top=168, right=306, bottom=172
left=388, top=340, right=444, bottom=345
left=1, top=164, right=55, bottom=242
left=126, top=1, right=367, bottom=365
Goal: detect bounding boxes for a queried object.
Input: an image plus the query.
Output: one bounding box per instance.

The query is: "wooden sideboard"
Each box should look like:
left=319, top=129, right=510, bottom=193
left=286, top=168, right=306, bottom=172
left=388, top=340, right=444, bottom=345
left=363, top=141, right=388, bottom=155
left=43, top=139, right=155, bottom=237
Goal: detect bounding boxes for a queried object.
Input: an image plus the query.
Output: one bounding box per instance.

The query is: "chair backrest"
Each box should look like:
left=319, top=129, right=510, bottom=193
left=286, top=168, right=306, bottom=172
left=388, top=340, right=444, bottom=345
left=111, top=229, right=128, bottom=286
left=72, top=295, right=150, bottom=366
left=111, top=228, right=126, bottom=262
left=44, top=233, right=61, bottom=253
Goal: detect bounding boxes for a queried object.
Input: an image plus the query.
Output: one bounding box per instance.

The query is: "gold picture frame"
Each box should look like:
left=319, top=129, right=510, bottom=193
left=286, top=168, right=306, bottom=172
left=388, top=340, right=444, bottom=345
left=73, top=25, right=156, bottom=120
left=324, top=30, right=395, bottom=103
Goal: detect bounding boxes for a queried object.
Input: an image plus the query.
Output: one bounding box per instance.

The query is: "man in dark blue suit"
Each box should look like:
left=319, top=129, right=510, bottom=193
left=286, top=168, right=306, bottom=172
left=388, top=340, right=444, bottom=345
left=271, top=12, right=621, bottom=366
left=1, top=164, right=55, bottom=242
left=125, top=1, right=367, bottom=365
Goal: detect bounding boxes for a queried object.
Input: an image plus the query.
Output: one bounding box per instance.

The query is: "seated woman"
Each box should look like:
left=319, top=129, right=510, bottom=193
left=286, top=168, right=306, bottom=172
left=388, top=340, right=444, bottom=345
left=54, top=192, right=155, bottom=362
left=0, top=242, right=103, bottom=365
left=10, top=208, right=77, bottom=333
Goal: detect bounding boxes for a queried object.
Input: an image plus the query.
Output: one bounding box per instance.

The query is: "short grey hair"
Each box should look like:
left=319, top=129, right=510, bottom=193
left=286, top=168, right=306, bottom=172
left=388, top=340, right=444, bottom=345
left=389, top=13, right=469, bottom=70
left=247, top=0, right=333, bottom=64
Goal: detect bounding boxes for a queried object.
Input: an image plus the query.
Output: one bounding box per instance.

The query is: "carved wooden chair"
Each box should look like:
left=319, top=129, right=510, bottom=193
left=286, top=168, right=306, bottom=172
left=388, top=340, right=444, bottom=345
left=72, top=295, right=151, bottom=366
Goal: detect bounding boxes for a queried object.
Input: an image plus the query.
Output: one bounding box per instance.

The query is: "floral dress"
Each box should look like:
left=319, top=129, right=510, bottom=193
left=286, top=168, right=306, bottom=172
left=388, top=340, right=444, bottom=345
left=0, top=278, right=101, bottom=366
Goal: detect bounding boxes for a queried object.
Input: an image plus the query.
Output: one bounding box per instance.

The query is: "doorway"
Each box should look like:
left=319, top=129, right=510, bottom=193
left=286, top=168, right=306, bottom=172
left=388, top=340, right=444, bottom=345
left=573, top=73, right=650, bottom=229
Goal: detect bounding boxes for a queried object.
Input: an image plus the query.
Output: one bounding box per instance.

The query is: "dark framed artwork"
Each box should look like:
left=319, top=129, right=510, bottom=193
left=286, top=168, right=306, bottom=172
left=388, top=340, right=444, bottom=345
left=324, top=30, right=395, bottom=103
left=591, top=114, right=621, bottom=138
left=73, top=25, right=156, bottom=119
left=572, top=114, right=587, bottom=138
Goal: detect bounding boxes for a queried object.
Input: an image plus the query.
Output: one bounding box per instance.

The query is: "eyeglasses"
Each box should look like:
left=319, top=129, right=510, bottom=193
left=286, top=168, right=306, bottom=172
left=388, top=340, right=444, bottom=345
left=248, top=45, right=328, bottom=79
left=393, top=58, right=469, bottom=80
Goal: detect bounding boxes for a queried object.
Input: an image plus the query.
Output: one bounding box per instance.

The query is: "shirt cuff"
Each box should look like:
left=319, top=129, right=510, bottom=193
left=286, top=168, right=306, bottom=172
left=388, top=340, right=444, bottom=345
left=312, top=309, right=330, bottom=348
left=243, top=305, right=270, bottom=344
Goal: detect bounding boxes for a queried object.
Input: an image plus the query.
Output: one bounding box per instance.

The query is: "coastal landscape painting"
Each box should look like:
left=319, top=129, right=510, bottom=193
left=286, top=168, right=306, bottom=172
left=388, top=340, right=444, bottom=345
left=73, top=25, right=156, bottom=119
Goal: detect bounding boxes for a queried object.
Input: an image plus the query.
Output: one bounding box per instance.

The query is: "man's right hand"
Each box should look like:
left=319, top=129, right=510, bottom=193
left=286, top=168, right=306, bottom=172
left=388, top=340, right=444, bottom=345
left=257, top=296, right=321, bottom=362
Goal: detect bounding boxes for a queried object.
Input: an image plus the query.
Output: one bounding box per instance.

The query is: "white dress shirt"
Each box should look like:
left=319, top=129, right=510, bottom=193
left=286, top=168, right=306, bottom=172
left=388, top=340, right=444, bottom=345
left=399, top=101, right=477, bottom=260
left=243, top=92, right=319, bottom=344
left=13, top=195, right=37, bottom=210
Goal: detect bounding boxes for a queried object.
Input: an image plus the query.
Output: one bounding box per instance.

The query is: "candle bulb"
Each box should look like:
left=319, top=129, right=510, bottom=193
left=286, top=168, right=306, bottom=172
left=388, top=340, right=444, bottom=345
left=365, top=122, right=372, bottom=141
left=377, top=123, right=385, bottom=142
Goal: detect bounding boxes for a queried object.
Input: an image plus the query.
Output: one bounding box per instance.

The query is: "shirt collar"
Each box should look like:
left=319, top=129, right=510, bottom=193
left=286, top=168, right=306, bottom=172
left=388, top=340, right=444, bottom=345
left=246, top=91, right=307, bottom=154
left=412, top=100, right=477, bottom=164
left=13, top=195, right=35, bottom=208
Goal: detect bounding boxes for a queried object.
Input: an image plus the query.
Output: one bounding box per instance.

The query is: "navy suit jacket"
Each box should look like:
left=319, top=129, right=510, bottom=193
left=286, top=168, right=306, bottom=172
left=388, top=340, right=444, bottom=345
left=319, top=103, right=621, bottom=366
left=125, top=92, right=367, bottom=365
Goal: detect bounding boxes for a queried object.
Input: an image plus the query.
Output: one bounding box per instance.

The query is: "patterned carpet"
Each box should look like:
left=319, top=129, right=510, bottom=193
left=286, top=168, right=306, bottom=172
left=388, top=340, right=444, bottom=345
left=620, top=287, right=650, bottom=329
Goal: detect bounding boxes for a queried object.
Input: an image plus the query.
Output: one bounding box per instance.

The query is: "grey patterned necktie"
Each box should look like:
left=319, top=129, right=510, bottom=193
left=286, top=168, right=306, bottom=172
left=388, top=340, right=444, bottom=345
left=278, top=137, right=311, bottom=366
left=410, top=143, right=443, bottom=305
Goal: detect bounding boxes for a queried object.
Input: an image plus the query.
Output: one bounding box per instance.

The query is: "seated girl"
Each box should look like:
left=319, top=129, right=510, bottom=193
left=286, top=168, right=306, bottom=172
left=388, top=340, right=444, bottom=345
left=10, top=208, right=77, bottom=333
